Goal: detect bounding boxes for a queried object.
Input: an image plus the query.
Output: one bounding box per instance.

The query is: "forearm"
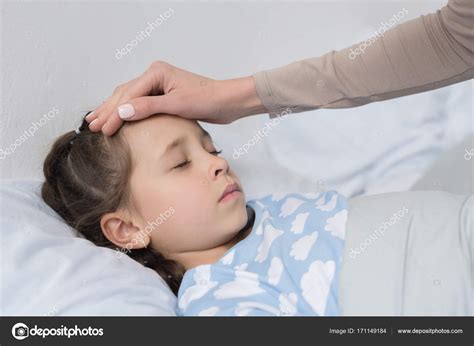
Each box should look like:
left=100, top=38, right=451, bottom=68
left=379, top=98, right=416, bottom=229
left=252, top=0, right=474, bottom=118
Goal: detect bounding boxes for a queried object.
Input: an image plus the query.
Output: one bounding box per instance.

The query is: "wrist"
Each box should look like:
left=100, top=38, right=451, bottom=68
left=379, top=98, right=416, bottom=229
left=217, top=76, right=268, bottom=122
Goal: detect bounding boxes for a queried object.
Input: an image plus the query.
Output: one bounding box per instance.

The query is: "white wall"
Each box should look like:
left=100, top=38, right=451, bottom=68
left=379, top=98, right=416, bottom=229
left=0, top=0, right=450, bottom=187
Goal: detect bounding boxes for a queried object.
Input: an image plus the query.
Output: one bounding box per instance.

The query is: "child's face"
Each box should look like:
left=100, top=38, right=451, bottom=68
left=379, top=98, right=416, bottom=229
left=122, top=115, right=249, bottom=264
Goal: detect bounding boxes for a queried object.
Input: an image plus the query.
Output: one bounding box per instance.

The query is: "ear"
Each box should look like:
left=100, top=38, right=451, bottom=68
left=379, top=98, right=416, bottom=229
left=100, top=212, right=151, bottom=250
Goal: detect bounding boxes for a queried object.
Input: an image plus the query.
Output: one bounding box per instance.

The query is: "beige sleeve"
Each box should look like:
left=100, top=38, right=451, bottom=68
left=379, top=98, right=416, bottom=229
left=253, top=0, right=474, bottom=118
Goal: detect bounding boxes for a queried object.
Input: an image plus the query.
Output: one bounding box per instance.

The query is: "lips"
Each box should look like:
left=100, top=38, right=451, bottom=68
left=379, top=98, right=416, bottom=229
left=219, top=183, right=240, bottom=202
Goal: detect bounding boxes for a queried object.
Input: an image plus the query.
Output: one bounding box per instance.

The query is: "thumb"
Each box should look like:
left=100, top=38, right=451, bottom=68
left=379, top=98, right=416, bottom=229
left=117, top=95, right=175, bottom=121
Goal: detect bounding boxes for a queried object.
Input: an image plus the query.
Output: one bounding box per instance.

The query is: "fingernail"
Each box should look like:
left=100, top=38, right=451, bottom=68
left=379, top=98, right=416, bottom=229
left=118, top=104, right=135, bottom=119
left=85, top=111, right=95, bottom=121
left=90, top=118, right=98, bottom=126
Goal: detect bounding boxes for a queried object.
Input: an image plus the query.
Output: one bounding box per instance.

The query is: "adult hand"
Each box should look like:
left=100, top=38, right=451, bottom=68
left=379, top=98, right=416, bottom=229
left=86, top=61, right=267, bottom=136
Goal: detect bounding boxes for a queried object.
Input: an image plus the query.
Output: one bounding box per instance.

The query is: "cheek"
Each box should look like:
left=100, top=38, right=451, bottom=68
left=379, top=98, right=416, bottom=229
left=165, top=178, right=215, bottom=211
left=172, top=192, right=216, bottom=227
left=157, top=179, right=215, bottom=224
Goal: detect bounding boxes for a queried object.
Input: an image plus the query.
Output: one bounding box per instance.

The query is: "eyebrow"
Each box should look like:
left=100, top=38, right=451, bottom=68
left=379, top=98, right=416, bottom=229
left=160, top=128, right=212, bottom=159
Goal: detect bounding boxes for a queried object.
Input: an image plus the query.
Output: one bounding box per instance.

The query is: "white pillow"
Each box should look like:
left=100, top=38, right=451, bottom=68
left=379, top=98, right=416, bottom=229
left=0, top=179, right=177, bottom=316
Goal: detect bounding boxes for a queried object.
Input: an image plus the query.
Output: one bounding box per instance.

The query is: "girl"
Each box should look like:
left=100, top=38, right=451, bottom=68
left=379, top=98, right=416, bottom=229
left=41, top=111, right=473, bottom=316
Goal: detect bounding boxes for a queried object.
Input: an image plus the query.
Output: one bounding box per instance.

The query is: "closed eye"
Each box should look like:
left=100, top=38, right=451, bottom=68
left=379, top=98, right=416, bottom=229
left=173, top=160, right=190, bottom=169
left=173, top=150, right=223, bottom=169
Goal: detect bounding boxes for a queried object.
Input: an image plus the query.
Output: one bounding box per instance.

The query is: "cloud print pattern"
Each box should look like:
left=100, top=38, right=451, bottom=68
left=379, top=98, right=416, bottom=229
left=177, top=191, right=348, bottom=316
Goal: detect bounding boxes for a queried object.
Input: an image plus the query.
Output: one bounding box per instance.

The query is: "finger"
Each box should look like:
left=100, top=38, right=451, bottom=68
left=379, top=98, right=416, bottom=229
left=117, top=94, right=176, bottom=121
left=87, top=102, right=116, bottom=131
left=98, top=72, right=159, bottom=134
left=88, top=104, right=118, bottom=132
left=101, top=113, right=124, bottom=137
left=88, top=117, right=105, bottom=132
left=85, top=100, right=108, bottom=123
left=85, top=111, right=96, bottom=123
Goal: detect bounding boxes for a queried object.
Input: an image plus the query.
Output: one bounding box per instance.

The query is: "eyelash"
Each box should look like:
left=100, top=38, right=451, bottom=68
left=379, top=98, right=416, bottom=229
left=173, top=150, right=223, bottom=169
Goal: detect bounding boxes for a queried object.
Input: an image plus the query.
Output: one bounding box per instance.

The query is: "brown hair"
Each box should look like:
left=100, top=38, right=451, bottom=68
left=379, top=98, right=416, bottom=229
left=40, top=112, right=185, bottom=295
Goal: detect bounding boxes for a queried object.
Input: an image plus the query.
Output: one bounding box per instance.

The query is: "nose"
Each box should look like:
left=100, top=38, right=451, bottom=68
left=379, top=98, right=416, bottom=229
left=208, top=155, right=229, bottom=179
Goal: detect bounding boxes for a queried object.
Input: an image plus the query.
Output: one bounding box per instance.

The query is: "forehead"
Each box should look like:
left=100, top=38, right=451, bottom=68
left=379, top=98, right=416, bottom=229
left=121, top=115, right=210, bottom=165
left=124, top=114, right=203, bottom=139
